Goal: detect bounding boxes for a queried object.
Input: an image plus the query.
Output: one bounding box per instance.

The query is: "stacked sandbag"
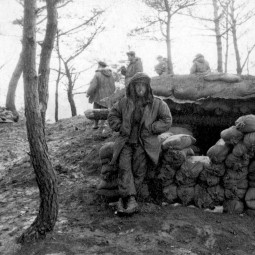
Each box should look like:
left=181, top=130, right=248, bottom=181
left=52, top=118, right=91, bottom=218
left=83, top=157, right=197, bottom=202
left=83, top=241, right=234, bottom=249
left=219, top=115, right=255, bottom=214
left=193, top=140, right=228, bottom=209
left=160, top=134, right=196, bottom=204
left=96, top=142, right=119, bottom=197
left=175, top=156, right=209, bottom=206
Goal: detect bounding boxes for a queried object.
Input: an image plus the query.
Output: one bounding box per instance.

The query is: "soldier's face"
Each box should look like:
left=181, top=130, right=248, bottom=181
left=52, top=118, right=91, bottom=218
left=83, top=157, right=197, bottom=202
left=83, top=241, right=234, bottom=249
left=135, top=83, right=147, bottom=97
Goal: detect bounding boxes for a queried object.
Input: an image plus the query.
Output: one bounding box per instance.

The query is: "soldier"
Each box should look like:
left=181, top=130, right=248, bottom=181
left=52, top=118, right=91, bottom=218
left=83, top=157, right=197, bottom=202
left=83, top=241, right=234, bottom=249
left=190, top=53, right=211, bottom=75
left=120, top=51, right=143, bottom=86
left=154, top=55, right=167, bottom=76
left=87, top=61, right=116, bottom=129
left=108, top=72, right=172, bottom=214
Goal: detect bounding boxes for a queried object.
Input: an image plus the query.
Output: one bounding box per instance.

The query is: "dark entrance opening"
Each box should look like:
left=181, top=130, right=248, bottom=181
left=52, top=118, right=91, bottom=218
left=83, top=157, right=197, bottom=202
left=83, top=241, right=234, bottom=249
left=192, top=125, right=226, bottom=155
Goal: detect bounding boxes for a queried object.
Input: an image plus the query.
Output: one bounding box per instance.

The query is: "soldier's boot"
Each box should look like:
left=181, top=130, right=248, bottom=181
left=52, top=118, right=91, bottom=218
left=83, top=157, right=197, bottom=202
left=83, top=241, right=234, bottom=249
left=125, top=196, right=139, bottom=214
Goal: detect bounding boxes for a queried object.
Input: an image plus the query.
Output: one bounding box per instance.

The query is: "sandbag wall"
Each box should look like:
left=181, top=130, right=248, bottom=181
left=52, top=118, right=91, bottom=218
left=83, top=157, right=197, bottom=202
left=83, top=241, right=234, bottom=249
left=159, top=133, right=225, bottom=209
left=96, top=114, right=255, bottom=215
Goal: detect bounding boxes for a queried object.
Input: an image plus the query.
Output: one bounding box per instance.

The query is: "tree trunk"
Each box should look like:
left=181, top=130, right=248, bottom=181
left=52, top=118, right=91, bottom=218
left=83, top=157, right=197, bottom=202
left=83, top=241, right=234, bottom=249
left=166, top=15, right=174, bottom=75
left=68, top=90, right=77, bottom=116
left=5, top=49, right=23, bottom=119
left=55, top=70, right=60, bottom=122
left=212, top=0, right=223, bottom=73
left=17, top=0, right=58, bottom=244
left=64, top=61, right=77, bottom=116
left=38, top=0, right=58, bottom=126
left=230, top=1, right=242, bottom=75
left=55, top=31, right=61, bottom=122
left=224, top=4, right=229, bottom=73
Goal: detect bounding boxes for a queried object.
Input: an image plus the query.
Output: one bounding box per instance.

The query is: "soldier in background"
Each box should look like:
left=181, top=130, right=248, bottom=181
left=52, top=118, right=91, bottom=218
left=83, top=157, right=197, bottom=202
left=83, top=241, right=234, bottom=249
left=190, top=53, right=211, bottom=75
left=87, top=61, right=116, bottom=129
left=154, top=55, right=168, bottom=76
left=120, top=51, right=143, bottom=86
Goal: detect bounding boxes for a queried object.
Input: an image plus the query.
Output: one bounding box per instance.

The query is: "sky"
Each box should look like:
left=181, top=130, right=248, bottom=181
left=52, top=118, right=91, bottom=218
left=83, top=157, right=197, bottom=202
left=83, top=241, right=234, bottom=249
left=0, top=0, right=255, bottom=121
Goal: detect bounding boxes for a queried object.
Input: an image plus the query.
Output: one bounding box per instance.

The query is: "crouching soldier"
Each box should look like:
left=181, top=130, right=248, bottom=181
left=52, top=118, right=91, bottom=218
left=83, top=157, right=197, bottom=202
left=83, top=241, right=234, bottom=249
left=108, top=72, right=172, bottom=214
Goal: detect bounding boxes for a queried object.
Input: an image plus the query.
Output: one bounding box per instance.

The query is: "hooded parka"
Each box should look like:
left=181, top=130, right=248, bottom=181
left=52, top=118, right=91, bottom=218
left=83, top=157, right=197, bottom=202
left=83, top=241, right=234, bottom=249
left=108, top=72, right=172, bottom=166
left=108, top=72, right=172, bottom=196
left=87, top=68, right=116, bottom=108
left=190, top=54, right=211, bottom=75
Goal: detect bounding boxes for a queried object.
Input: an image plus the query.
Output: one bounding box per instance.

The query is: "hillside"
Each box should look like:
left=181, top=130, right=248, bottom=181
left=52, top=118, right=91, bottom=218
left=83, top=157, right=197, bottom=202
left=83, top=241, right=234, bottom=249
left=1, top=116, right=255, bottom=255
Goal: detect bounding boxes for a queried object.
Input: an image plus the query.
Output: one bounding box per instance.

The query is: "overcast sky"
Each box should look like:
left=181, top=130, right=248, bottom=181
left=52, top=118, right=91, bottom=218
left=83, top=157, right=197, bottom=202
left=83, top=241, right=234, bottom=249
left=0, top=0, right=255, bottom=121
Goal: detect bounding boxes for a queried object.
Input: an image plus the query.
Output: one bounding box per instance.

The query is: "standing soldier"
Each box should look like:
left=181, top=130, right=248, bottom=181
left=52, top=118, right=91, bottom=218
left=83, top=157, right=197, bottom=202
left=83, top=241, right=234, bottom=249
left=108, top=72, right=172, bottom=214
left=87, top=61, right=116, bottom=129
left=120, top=51, right=143, bottom=86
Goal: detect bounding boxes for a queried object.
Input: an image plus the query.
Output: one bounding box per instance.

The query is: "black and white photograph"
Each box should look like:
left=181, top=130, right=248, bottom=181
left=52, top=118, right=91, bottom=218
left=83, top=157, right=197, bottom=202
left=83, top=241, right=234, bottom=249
left=1, top=0, right=255, bottom=254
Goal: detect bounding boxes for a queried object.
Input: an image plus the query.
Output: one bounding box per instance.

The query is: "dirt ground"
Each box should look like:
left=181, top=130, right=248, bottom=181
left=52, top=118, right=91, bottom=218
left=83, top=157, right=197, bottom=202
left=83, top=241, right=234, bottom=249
left=1, top=115, right=255, bottom=255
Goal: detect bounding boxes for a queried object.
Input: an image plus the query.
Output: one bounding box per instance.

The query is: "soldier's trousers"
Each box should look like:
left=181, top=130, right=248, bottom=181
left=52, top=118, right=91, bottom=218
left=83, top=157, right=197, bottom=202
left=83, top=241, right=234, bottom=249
left=118, top=143, right=147, bottom=197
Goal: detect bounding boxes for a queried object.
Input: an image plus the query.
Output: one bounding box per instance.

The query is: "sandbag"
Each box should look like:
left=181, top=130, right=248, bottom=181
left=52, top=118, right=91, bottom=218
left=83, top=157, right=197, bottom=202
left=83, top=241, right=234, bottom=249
left=223, top=176, right=248, bottom=190
left=163, top=148, right=194, bottom=169
left=175, top=170, right=197, bottom=187
left=207, top=185, right=224, bottom=205
left=248, top=181, right=255, bottom=188
left=150, top=75, right=172, bottom=97
left=243, top=132, right=255, bottom=149
left=248, top=172, right=255, bottom=181
left=99, top=142, right=114, bottom=160
left=159, top=131, right=173, bottom=143
left=204, top=73, right=242, bottom=83
left=232, top=142, right=248, bottom=157
left=235, top=115, right=255, bottom=133
left=245, top=188, right=255, bottom=209
left=194, top=185, right=214, bottom=209
left=163, top=150, right=186, bottom=169
left=163, top=184, right=178, bottom=203
left=223, top=200, right=244, bottom=214
left=157, top=163, right=176, bottom=187
left=249, top=160, right=255, bottom=173
left=225, top=154, right=249, bottom=170
left=220, top=126, right=243, bottom=145
left=162, top=134, right=196, bottom=150
left=225, top=188, right=247, bottom=200
left=168, top=126, right=193, bottom=136
left=199, top=171, right=220, bottom=186
left=182, top=156, right=210, bottom=178
left=204, top=162, right=225, bottom=177
left=226, top=168, right=248, bottom=180
left=206, top=139, right=231, bottom=163
left=219, top=73, right=242, bottom=83
left=177, top=185, right=194, bottom=206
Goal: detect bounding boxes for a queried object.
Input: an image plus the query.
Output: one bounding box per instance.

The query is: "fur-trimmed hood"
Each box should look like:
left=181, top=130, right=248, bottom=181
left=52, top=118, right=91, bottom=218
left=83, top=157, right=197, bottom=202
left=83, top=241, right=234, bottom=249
left=126, top=72, right=153, bottom=104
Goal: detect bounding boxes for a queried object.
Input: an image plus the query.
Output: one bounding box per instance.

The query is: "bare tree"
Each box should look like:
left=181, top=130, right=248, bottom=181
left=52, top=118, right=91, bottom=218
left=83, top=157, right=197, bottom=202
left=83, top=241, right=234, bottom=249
left=5, top=50, right=23, bottom=119
left=130, top=0, right=197, bottom=74
left=227, top=0, right=255, bottom=74
left=38, top=0, right=58, bottom=125
left=5, top=0, right=71, bottom=120
left=55, top=8, right=105, bottom=116
left=184, top=0, right=228, bottom=72
left=17, top=0, right=58, bottom=243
